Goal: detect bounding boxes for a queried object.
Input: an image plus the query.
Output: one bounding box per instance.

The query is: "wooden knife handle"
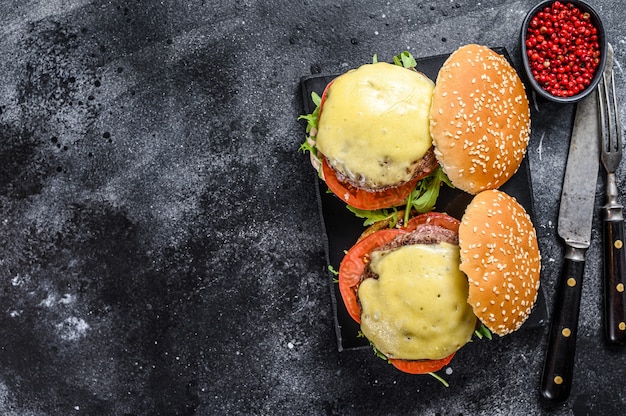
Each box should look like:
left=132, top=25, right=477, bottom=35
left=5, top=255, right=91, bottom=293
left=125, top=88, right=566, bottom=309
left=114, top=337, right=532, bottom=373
left=541, top=250, right=585, bottom=402
left=603, top=213, right=626, bottom=344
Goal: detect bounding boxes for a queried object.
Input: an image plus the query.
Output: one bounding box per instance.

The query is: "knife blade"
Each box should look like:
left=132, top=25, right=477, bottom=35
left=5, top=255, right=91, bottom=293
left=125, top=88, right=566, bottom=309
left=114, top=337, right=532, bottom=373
left=540, top=84, right=601, bottom=401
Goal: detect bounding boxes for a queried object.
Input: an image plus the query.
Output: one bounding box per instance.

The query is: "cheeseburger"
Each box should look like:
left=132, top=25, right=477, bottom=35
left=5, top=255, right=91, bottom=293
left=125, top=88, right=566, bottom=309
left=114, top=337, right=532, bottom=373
left=301, top=45, right=531, bottom=212
left=338, top=189, right=541, bottom=375
left=301, top=53, right=439, bottom=211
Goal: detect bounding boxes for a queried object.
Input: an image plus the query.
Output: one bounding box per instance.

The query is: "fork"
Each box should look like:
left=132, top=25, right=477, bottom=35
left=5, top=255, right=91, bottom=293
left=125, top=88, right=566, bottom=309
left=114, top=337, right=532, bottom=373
left=599, top=43, right=626, bottom=345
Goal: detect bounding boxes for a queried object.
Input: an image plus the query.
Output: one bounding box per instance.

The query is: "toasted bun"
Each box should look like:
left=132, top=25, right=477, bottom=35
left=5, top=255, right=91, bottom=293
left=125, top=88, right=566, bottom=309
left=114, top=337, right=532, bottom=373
left=430, top=44, right=531, bottom=194
left=458, top=189, right=541, bottom=336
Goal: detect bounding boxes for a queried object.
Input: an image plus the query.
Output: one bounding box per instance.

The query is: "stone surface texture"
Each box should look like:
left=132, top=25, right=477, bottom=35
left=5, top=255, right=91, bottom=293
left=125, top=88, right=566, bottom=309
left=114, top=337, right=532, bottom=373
left=0, top=0, right=625, bottom=415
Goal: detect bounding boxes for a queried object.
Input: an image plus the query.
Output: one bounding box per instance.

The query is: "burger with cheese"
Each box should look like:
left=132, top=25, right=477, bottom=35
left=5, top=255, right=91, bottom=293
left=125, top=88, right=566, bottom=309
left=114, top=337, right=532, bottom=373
left=338, top=189, right=541, bottom=375
left=300, top=52, right=441, bottom=211
left=300, top=45, right=531, bottom=213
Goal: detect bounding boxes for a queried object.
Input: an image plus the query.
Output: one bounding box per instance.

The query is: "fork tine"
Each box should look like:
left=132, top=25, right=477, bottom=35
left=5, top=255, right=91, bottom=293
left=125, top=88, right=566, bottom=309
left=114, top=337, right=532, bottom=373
left=609, top=69, right=622, bottom=155
left=599, top=71, right=609, bottom=152
left=600, top=60, right=622, bottom=173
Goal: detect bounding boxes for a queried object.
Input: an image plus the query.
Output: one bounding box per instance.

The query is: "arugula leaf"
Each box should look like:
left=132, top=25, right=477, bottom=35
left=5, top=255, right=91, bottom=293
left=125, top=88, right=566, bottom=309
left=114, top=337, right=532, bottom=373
left=312, top=91, right=322, bottom=106
left=297, top=91, right=322, bottom=135
left=370, top=344, right=389, bottom=361
left=393, top=51, right=418, bottom=69
left=474, top=324, right=493, bottom=341
left=342, top=167, right=452, bottom=226
left=428, top=372, right=450, bottom=388
left=346, top=206, right=400, bottom=227
left=358, top=331, right=391, bottom=362
left=403, top=166, right=454, bottom=225
left=298, top=91, right=324, bottom=175
left=298, top=139, right=315, bottom=155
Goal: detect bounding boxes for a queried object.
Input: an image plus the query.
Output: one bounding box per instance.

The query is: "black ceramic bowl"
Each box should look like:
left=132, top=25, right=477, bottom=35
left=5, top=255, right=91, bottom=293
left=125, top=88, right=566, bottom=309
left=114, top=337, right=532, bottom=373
left=520, top=0, right=607, bottom=103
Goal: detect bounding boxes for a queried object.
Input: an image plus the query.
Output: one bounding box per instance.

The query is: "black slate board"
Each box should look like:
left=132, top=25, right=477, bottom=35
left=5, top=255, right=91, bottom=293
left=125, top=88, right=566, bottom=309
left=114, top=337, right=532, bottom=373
left=300, top=48, right=548, bottom=351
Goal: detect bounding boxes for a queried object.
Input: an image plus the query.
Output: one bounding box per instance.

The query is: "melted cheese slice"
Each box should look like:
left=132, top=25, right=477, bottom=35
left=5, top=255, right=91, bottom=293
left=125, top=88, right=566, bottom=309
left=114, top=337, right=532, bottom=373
left=316, top=62, right=434, bottom=189
left=358, top=242, right=477, bottom=360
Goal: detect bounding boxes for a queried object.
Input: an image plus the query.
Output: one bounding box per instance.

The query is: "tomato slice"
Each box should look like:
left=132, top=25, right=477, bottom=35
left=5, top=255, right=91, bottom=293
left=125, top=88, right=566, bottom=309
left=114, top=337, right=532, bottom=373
left=321, top=159, right=427, bottom=210
left=337, top=211, right=461, bottom=374
left=390, top=353, right=455, bottom=374
left=318, top=79, right=333, bottom=120
left=338, top=228, right=404, bottom=323
left=403, top=211, right=460, bottom=234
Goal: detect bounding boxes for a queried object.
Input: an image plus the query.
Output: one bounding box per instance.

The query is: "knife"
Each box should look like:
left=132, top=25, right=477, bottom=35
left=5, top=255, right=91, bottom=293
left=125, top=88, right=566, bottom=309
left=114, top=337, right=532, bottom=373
left=598, top=44, right=626, bottom=345
left=540, top=83, right=601, bottom=400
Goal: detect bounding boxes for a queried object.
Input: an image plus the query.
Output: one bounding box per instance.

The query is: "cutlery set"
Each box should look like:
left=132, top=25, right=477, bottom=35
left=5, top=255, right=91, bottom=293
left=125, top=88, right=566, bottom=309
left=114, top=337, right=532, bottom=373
left=541, top=43, right=625, bottom=401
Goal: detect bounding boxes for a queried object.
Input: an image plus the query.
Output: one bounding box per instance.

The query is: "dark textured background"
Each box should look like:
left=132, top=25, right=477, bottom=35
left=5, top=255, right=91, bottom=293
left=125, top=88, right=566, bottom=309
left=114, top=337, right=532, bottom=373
left=0, top=0, right=625, bottom=414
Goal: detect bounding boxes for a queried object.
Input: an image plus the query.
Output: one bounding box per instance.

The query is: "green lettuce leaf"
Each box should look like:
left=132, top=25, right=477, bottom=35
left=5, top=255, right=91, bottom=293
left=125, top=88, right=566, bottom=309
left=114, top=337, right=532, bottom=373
left=346, top=206, right=400, bottom=227
left=297, top=91, right=321, bottom=135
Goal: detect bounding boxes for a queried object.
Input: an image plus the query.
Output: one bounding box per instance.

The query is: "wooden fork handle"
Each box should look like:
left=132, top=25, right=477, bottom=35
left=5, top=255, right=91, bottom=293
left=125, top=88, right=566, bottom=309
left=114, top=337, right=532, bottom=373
left=603, top=208, right=626, bottom=345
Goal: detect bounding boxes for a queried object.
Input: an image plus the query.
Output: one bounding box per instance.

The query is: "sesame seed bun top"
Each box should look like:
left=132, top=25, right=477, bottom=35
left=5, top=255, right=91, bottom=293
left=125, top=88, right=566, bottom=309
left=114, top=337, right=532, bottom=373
left=458, top=189, right=541, bottom=336
left=429, top=44, right=531, bottom=194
